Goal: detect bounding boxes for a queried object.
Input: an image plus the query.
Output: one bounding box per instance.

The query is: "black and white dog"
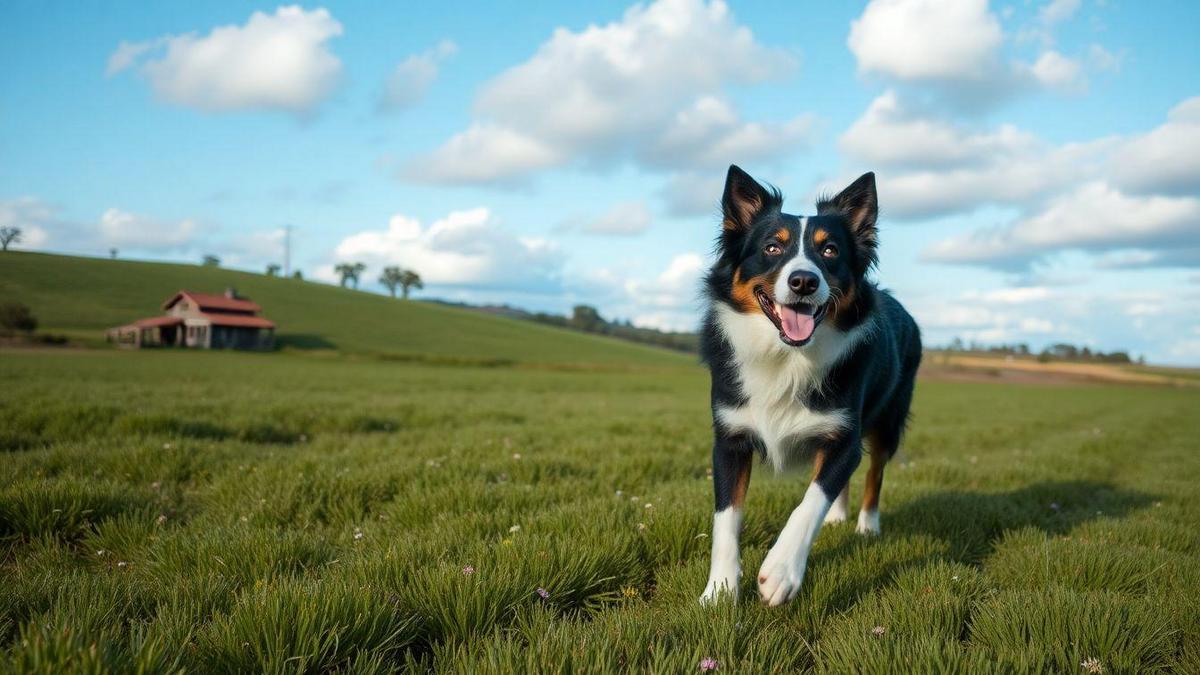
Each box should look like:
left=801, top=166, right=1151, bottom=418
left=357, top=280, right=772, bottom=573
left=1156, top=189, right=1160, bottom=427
left=699, top=166, right=921, bottom=606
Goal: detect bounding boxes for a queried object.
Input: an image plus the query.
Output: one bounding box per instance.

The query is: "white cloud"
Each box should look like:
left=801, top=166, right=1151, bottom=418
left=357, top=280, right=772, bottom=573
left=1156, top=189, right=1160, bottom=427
left=571, top=201, right=653, bottom=236
left=332, top=208, right=562, bottom=292
left=1039, top=0, right=1081, bottom=26
left=378, top=40, right=456, bottom=112
left=848, top=0, right=1003, bottom=84
left=841, top=90, right=1038, bottom=171
left=0, top=197, right=55, bottom=249
left=98, top=208, right=197, bottom=249
left=1110, top=96, right=1200, bottom=196
left=621, top=252, right=707, bottom=330
left=848, top=0, right=1103, bottom=105
left=407, top=0, right=803, bottom=185
left=0, top=198, right=200, bottom=254
left=925, top=182, right=1200, bottom=267
left=406, top=124, right=564, bottom=186
left=109, top=6, right=343, bottom=115
left=1029, top=50, right=1085, bottom=92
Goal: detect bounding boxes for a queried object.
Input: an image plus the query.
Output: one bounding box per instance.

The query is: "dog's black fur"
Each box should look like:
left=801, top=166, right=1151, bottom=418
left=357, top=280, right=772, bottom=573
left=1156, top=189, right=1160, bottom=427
left=701, top=164, right=921, bottom=543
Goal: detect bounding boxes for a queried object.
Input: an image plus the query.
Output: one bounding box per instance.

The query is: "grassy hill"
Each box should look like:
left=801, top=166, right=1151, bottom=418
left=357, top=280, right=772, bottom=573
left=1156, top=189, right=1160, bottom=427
left=0, top=251, right=690, bottom=367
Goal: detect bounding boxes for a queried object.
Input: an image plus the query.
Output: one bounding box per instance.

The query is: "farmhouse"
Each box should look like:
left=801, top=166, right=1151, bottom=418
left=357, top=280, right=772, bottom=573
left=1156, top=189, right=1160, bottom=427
left=107, top=288, right=275, bottom=350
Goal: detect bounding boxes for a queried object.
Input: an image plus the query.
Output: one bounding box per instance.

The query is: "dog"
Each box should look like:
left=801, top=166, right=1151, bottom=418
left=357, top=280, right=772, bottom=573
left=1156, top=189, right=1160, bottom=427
left=698, top=166, right=921, bottom=607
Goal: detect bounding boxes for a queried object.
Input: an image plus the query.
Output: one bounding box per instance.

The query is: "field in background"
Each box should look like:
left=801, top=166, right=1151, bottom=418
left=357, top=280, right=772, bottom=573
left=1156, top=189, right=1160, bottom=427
left=2, top=349, right=1198, bottom=673
left=0, top=252, right=687, bottom=366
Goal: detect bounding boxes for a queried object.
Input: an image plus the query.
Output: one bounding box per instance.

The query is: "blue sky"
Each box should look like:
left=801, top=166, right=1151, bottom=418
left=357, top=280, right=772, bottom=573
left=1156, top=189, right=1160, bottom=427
left=2, top=1, right=1198, bottom=363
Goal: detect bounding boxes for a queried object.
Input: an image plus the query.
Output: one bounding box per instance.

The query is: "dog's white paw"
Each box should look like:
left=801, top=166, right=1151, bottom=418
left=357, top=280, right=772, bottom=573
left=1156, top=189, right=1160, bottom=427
left=699, top=573, right=739, bottom=605
left=824, top=503, right=848, bottom=524
left=856, top=509, right=880, bottom=535
left=756, top=547, right=806, bottom=607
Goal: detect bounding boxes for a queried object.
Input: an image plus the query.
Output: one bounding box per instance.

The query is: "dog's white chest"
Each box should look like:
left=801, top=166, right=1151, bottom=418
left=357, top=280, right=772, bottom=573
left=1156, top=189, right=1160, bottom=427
left=715, top=359, right=848, bottom=472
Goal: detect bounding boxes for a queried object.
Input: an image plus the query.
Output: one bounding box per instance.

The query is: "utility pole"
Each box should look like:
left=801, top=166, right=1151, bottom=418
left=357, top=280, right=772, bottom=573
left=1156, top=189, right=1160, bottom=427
left=283, top=224, right=293, bottom=277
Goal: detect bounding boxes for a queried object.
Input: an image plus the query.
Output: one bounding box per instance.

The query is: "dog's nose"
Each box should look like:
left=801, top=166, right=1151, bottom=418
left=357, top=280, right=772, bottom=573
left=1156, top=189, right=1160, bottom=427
left=788, top=270, right=820, bottom=296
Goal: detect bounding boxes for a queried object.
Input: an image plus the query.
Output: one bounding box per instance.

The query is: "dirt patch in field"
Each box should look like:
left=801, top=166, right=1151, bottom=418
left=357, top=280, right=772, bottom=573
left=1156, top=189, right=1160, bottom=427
left=919, top=354, right=1198, bottom=387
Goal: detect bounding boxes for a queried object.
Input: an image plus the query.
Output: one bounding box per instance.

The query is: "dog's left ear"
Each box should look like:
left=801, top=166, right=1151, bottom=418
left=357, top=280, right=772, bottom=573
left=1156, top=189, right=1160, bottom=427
left=818, top=172, right=878, bottom=274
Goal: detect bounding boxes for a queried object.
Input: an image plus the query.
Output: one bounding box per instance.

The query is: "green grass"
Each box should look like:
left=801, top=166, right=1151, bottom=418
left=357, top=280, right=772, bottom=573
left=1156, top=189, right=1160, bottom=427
left=0, top=251, right=688, bottom=366
left=1, top=348, right=1198, bottom=673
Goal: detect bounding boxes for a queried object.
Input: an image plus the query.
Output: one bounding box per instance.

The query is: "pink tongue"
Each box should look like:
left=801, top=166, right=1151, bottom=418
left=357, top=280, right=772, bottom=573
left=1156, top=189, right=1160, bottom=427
left=780, top=305, right=815, bottom=342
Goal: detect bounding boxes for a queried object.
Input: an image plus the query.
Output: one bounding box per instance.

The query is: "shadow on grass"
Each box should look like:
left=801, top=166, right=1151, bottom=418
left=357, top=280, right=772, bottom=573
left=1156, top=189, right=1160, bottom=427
left=276, top=333, right=338, bottom=350
left=805, top=481, right=1155, bottom=618
left=884, top=480, right=1156, bottom=561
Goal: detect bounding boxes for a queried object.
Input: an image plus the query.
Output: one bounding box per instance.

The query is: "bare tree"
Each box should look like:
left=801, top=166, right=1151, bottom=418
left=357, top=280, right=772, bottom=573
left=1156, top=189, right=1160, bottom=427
left=0, top=226, right=21, bottom=251
left=400, top=269, right=423, bottom=299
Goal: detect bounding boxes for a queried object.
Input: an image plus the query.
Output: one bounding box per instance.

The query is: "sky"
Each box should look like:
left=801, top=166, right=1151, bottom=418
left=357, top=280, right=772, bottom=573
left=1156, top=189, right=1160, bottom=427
left=1, top=0, right=1198, bottom=364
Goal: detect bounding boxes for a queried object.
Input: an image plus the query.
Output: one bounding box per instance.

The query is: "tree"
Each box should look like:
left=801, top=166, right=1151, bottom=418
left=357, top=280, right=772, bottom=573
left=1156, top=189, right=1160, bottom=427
left=0, top=302, right=37, bottom=334
left=379, top=266, right=403, bottom=298
left=266, top=263, right=281, bottom=277
left=570, top=305, right=605, bottom=333
left=292, top=270, right=304, bottom=280
left=399, top=269, right=423, bottom=299
left=0, top=226, right=21, bottom=251
left=109, top=248, right=118, bottom=259
left=202, top=254, right=221, bottom=267
left=334, top=262, right=366, bottom=288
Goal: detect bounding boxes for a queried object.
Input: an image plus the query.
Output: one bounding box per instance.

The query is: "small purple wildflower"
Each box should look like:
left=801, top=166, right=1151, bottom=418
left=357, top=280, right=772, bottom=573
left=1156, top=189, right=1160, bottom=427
left=699, top=657, right=718, bottom=671
left=462, top=565, right=475, bottom=576
left=536, top=587, right=550, bottom=599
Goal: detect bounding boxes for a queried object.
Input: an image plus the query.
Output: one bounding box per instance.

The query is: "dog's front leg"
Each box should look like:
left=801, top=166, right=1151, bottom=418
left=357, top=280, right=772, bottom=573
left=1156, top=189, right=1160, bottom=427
left=757, top=438, right=860, bottom=606
left=699, top=433, right=754, bottom=605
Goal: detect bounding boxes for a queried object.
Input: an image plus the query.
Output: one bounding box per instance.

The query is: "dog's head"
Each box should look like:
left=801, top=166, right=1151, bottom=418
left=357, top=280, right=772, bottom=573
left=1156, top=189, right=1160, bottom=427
left=710, top=165, right=878, bottom=347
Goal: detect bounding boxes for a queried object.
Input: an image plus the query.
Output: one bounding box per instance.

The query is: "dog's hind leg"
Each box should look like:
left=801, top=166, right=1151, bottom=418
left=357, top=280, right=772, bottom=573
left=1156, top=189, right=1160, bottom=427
left=857, top=434, right=889, bottom=535
left=824, top=483, right=850, bottom=524
left=700, top=433, right=755, bottom=605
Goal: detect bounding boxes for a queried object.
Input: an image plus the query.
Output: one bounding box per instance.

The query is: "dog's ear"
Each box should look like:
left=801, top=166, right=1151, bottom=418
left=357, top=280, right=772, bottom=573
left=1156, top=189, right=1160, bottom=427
left=722, top=165, right=779, bottom=233
left=818, top=172, right=878, bottom=274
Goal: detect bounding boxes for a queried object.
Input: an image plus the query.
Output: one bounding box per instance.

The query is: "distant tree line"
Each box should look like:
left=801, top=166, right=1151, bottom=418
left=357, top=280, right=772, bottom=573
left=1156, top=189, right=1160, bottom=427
left=433, top=301, right=700, bottom=353
left=938, top=337, right=1142, bottom=365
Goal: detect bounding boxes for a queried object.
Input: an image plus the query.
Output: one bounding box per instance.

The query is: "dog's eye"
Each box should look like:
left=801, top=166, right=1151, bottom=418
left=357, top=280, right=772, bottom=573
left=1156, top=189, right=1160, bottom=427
left=821, top=243, right=839, bottom=258
left=764, top=243, right=782, bottom=256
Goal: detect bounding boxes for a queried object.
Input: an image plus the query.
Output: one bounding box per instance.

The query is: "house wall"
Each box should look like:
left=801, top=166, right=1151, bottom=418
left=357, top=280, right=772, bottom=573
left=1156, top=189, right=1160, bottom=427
left=210, top=326, right=274, bottom=351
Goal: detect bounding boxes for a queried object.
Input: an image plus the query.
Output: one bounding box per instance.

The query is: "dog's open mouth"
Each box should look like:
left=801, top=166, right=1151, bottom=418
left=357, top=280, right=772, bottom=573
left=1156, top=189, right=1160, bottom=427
left=755, top=287, right=827, bottom=346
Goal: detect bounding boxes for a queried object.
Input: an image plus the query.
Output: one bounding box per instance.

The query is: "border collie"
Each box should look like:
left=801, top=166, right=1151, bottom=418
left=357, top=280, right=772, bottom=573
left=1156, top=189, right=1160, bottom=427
left=699, top=166, right=921, bottom=607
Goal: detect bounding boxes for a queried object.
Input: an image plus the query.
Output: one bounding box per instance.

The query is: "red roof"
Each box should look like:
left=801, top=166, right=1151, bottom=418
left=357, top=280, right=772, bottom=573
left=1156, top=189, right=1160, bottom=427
left=162, top=290, right=262, bottom=313
left=133, top=316, right=184, bottom=328
left=198, top=313, right=275, bottom=329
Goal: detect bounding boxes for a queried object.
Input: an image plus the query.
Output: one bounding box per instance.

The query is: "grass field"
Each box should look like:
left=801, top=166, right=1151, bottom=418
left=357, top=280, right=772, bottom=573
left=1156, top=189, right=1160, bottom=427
left=2, top=348, right=1198, bottom=674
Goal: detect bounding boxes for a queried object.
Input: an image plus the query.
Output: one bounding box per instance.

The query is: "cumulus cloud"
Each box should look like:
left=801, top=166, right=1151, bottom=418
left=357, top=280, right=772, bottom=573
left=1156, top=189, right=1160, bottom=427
left=848, top=0, right=1101, bottom=106
left=0, top=197, right=202, bottom=254
left=925, top=182, right=1200, bottom=268
left=841, top=90, right=1113, bottom=219
left=107, top=6, right=343, bottom=115
left=98, top=208, right=198, bottom=249
left=1110, top=96, right=1200, bottom=197
left=332, top=208, right=562, bottom=292
left=378, top=40, right=457, bottom=113
left=0, top=197, right=56, bottom=249
left=621, top=252, right=707, bottom=330
left=849, top=0, right=1003, bottom=85
left=406, top=0, right=805, bottom=185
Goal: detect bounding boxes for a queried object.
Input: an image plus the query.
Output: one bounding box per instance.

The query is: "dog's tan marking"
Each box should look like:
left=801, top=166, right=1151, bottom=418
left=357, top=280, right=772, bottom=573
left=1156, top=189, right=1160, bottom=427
left=775, top=227, right=790, bottom=244
left=813, top=228, right=829, bottom=245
